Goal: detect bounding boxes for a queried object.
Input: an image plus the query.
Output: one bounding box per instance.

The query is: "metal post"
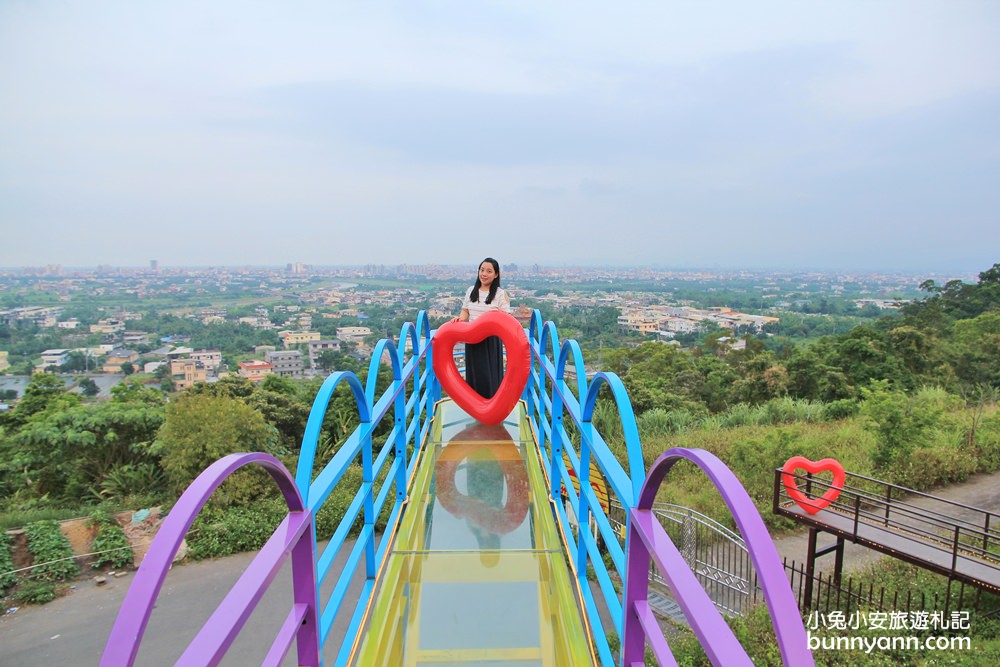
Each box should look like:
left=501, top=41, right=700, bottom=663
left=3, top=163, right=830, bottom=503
left=804, top=527, right=818, bottom=609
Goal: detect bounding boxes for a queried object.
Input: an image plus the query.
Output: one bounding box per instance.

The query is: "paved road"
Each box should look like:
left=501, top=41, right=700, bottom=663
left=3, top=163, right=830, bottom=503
left=0, top=541, right=363, bottom=667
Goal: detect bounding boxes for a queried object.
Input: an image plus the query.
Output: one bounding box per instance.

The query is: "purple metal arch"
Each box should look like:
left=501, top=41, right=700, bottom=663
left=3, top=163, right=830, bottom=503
left=100, top=453, right=319, bottom=667
left=622, top=447, right=814, bottom=667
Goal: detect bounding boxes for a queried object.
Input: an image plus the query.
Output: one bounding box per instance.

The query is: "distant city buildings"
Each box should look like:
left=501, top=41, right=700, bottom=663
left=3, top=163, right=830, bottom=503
left=238, top=360, right=273, bottom=382
left=265, top=350, right=303, bottom=378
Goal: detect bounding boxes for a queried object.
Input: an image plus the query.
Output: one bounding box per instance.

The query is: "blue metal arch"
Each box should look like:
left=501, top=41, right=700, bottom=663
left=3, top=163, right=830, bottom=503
left=365, top=338, right=402, bottom=405
left=556, top=337, right=588, bottom=401
left=295, top=371, right=371, bottom=494
left=582, top=371, right=645, bottom=507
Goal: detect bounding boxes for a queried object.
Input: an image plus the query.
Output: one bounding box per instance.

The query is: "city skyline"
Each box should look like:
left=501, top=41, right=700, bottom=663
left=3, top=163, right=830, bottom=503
left=2, top=2, right=998, bottom=273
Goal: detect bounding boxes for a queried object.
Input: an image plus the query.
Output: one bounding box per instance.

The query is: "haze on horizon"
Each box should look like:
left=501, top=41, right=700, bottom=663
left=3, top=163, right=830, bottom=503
left=1, top=2, right=998, bottom=274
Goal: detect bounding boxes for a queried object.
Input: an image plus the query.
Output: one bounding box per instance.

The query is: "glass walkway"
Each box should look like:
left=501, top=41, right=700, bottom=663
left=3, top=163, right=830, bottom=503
left=354, top=400, right=595, bottom=666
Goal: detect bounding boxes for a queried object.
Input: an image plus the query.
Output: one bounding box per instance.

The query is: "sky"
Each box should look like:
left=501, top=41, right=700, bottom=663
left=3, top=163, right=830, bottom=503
left=1, top=1, right=998, bottom=273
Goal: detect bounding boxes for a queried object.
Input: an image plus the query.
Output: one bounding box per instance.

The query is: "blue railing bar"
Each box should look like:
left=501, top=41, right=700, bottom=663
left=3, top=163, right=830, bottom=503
left=317, top=489, right=367, bottom=582
left=331, top=578, right=376, bottom=666
left=373, top=458, right=401, bottom=525
left=373, top=427, right=400, bottom=478
left=296, top=371, right=370, bottom=493
left=320, top=523, right=375, bottom=645
left=306, top=428, right=368, bottom=511
left=584, top=533, right=623, bottom=630
left=583, top=593, right=615, bottom=667
left=583, top=430, right=635, bottom=513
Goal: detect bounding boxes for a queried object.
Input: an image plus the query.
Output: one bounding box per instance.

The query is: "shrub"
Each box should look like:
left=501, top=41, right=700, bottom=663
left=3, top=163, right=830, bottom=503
left=12, top=580, right=57, bottom=604
left=24, top=520, right=79, bottom=581
left=0, top=531, right=17, bottom=594
left=186, top=497, right=289, bottom=560
left=823, top=398, right=860, bottom=421
left=88, top=510, right=134, bottom=570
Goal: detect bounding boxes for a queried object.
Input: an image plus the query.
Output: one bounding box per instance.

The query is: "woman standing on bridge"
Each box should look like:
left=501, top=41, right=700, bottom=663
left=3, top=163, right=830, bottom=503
left=451, top=257, right=512, bottom=398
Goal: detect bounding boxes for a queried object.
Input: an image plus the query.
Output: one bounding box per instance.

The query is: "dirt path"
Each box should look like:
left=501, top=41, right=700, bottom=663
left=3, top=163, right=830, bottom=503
left=769, top=468, right=1000, bottom=574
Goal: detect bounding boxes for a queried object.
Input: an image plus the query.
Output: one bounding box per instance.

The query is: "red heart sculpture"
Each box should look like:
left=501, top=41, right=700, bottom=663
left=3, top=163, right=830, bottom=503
left=433, top=311, right=529, bottom=425
left=781, top=456, right=846, bottom=515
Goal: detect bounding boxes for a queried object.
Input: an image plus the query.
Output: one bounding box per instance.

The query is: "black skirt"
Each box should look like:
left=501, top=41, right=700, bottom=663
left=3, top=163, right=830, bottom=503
left=465, top=335, right=504, bottom=399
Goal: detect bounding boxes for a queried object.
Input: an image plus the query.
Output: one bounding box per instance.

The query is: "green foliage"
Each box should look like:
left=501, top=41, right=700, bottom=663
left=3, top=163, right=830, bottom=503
left=0, top=372, right=80, bottom=431
left=24, top=520, right=79, bottom=581
left=1, top=398, right=165, bottom=501
left=861, top=380, right=943, bottom=476
left=0, top=502, right=84, bottom=532
left=158, top=393, right=282, bottom=505
left=12, top=580, right=57, bottom=604
left=0, top=531, right=17, bottom=593
left=87, top=509, right=133, bottom=569
left=77, top=377, right=99, bottom=397
left=186, top=496, right=289, bottom=559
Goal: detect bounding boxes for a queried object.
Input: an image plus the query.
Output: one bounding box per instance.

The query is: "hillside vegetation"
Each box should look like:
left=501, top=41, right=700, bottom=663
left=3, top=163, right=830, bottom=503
left=0, top=264, right=997, bottom=545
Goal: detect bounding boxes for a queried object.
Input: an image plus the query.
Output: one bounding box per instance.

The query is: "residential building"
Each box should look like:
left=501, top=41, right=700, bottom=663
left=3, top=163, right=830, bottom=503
left=265, top=350, right=304, bottom=378
left=238, top=360, right=273, bottom=382
left=307, top=340, right=341, bottom=369
left=166, top=346, right=195, bottom=362
left=123, top=331, right=150, bottom=345
left=90, top=318, right=125, bottom=334
left=40, top=349, right=70, bottom=368
left=336, top=326, right=372, bottom=346
left=103, top=349, right=139, bottom=373
left=617, top=313, right=659, bottom=334
left=170, top=358, right=208, bottom=391
left=282, top=331, right=321, bottom=348
left=191, top=349, right=222, bottom=373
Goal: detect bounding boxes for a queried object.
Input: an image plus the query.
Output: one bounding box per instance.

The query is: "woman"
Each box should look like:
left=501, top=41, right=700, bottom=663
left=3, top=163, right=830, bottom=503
left=451, top=257, right=512, bottom=398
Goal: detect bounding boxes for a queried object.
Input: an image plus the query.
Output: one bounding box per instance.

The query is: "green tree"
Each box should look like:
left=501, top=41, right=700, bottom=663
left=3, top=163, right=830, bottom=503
left=78, top=377, right=99, bottom=397
left=860, top=380, right=942, bottom=476
left=316, top=349, right=339, bottom=373
left=2, top=399, right=165, bottom=500
left=157, top=393, right=282, bottom=504
left=0, top=373, right=79, bottom=432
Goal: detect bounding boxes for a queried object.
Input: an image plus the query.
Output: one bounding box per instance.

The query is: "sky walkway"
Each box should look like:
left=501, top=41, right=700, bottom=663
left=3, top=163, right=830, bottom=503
left=100, top=309, right=811, bottom=666
left=354, top=401, right=593, bottom=665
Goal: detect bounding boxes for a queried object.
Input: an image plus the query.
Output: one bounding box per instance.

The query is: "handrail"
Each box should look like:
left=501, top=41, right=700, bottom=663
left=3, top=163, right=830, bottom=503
left=775, top=468, right=1000, bottom=577
left=524, top=310, right=646, bottom=666
left=100, top=453, right=319, bottom=667
left=294, top=313, right=436, bottom=666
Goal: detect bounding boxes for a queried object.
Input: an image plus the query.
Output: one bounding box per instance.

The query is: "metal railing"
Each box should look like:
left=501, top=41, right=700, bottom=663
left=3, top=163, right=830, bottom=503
left=294, top=313, right=437, bottom=666
left=774, top=467, right=1000, bottom=589
left=523, top=310, right=647, bottom=667
left=101, top=453, right=319, bottom=666
left=611, top=501, right=759, bottom=618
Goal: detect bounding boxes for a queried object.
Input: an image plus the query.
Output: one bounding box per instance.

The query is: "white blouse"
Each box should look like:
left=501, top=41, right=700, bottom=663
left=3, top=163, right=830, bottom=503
left=462, top=286, right=511, bottom=322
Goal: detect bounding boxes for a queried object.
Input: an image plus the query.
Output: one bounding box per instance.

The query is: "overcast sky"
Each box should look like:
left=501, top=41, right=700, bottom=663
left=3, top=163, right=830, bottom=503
left=1, top=1, right=998, bottom=273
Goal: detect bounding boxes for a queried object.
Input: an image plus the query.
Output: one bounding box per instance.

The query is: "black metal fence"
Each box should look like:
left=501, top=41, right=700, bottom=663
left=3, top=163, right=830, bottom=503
left=783, top=557, right=999, bottom=616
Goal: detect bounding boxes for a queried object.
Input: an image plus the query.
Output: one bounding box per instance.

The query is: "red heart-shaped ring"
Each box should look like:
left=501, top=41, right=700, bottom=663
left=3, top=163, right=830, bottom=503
left=781, top=456, right=846, bottom=515
left=433, top=311, right=529, bottom=425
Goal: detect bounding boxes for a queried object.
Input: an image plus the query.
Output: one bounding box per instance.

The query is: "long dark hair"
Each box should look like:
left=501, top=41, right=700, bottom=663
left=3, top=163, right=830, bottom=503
left=470, top=257, right=501, bottom=304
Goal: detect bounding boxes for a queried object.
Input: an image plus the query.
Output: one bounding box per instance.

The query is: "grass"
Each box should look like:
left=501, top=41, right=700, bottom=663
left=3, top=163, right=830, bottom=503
left=0, top=507, right=93, bottom=532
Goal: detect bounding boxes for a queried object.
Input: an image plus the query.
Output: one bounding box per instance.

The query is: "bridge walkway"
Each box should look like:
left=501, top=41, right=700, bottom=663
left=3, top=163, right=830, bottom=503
left=353, top=400, right=594, bottom=666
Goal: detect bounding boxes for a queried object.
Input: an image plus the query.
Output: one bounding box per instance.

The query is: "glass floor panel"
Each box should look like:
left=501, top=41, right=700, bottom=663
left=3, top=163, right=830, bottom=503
left=355, top=400, right=593, bottom=666
left=429, top=401, right=534, bottom=445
